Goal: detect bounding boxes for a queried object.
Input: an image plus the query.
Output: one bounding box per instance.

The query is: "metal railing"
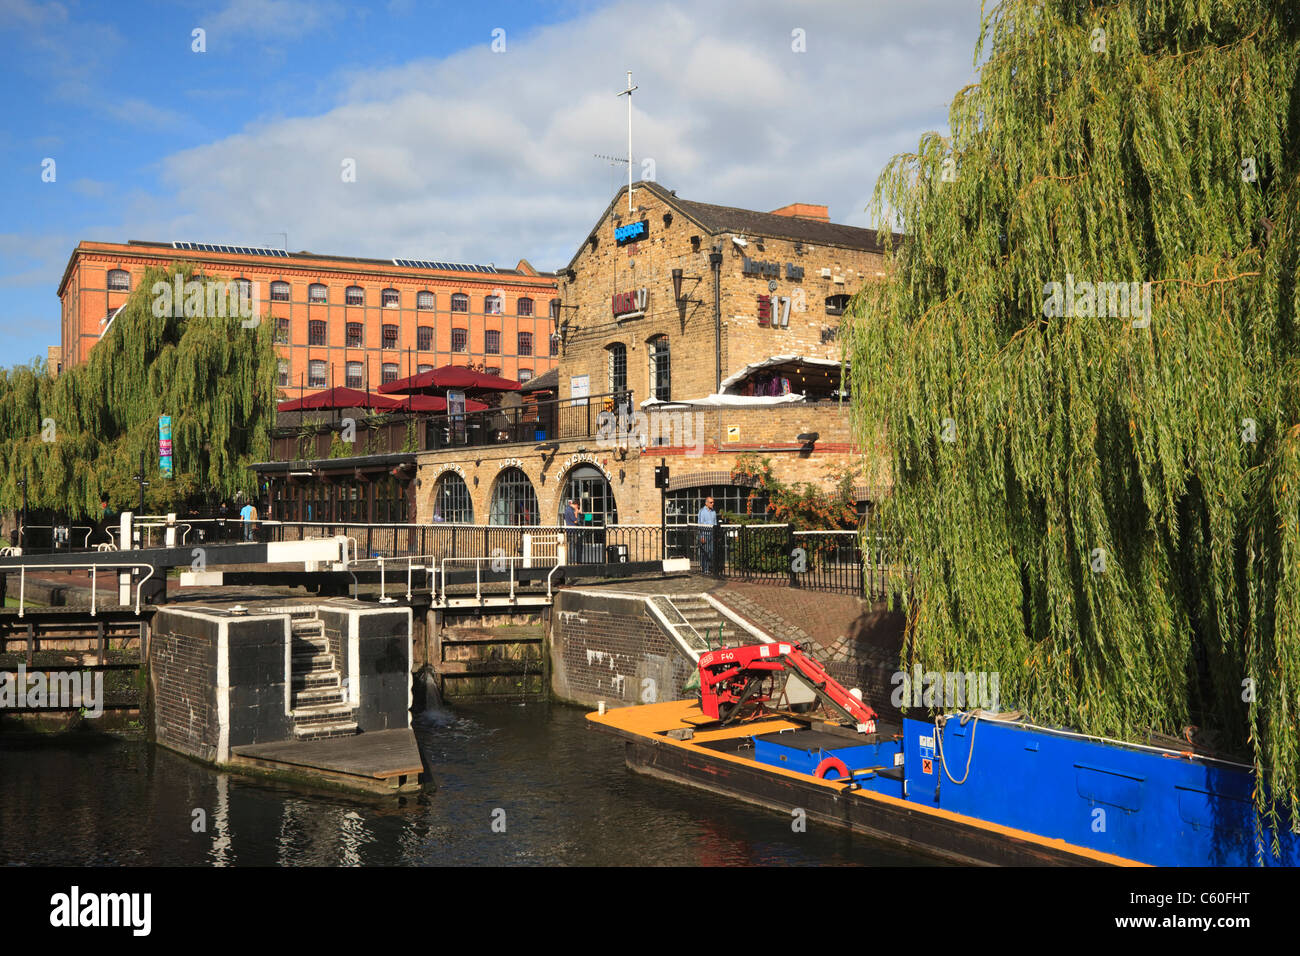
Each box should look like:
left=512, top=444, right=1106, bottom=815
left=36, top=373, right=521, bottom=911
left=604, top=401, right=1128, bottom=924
left=11, top=561, right=156, bottom=617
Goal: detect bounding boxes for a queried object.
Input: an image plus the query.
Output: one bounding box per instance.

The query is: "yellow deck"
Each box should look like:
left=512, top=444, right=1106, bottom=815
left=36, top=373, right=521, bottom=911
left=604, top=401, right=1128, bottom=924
left=587, top=699, right=1144, bottom=867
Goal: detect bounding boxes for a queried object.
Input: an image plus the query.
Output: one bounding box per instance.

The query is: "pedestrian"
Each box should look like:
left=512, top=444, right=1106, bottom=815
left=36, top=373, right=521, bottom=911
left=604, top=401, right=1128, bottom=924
left=563, top=498, right=580, bottom=564
left=239, top=500, right=257, bottom=541
left=697, top=495, right=717, bottom=574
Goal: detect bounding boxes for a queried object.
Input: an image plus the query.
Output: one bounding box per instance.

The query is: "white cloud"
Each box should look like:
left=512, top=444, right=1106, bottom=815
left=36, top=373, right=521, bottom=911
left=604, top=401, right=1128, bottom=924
left=121, top=0, right=984, bottom=270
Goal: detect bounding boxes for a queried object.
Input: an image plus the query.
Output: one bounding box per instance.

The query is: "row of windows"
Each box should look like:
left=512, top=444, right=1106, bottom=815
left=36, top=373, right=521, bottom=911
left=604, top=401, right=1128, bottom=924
left=282, top=360, right=533, bottom=388
left=279, top=318, right=547, bottom=354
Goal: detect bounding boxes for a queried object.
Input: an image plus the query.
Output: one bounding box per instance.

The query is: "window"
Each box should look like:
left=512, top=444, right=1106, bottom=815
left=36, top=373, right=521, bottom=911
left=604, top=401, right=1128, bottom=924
left=107, top=269, right=130, bottom=291
left=550, top=333, right=560, bottom=357
left=485, top=294, right=503, bottom=315
left=666, top=485, right=769, bottom=525
left=489, top=468, right=539, bottom=526
left=308, top=283, right=327, bottom=304
left=485, top=329, right=501, bottom=354
left=451, top=293, right=468, bottom=313
left=382, top=324, right=398, bottom=349
left=518, top=332, right=532, bottom=356
left=519, top=368, right=533, bottom=383
left=433, top=473, right=474, bottom=524
left=825, top=294, right=851, bottom=315
left=382, top=288, right=399, bottom=309
left=648, top=335, right=670, bottom=401
left=517, top=297, right=534, bottom=317
left=451, top=328, right=467, bottom=352
left=381, top=363, right=398, bottom=384
left=417, top=364, right=433, bottom=374
left=308, top=320, right=326, bottom=346
left=345, top=362, right=363, bottom=389
left=308, top=360, right=326, bottom=388
left=485, top=366, right=501, bottom=377
left=346, top=286, right=364, bottom=306
left=417, top=326, right=433, bottom=351
left=346, top=322, right=363, bottom=347
left=270, top=280, right=290, bottom=302
left=275, top=317, right=290, bottom=344
left=417, top=290, right=434, bottom=310
left=235, top=278, right=252, bottom=300
left=607, top=343, right=627, bottom=395
left=277, top=360, right=289, bottom=387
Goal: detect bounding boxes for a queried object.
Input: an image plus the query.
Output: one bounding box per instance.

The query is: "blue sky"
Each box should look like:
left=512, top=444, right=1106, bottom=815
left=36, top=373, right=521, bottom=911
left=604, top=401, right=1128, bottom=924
left=0, top=0, right=984, bottom=367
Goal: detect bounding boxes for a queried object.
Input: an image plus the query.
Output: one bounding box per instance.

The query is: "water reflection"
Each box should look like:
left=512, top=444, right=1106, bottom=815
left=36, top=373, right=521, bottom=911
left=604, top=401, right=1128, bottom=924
left=0, top=704, right=938, bottom=866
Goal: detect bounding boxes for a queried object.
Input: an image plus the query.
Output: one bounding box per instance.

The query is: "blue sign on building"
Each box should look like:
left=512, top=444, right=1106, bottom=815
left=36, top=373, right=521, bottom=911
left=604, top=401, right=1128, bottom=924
left=615, top=219, right=649, bottom=245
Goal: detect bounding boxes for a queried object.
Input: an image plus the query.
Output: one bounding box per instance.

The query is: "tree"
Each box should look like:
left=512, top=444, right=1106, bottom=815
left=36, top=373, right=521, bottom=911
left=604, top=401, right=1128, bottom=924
left=847, top=0, right=1300, bottom=842
left=0, top=263, right=277, bottom=518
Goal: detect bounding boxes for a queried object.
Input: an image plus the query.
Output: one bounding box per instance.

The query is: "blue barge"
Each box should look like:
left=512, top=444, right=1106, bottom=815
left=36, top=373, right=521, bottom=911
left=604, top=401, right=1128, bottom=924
left=588, top=699, right=1299, bottom=866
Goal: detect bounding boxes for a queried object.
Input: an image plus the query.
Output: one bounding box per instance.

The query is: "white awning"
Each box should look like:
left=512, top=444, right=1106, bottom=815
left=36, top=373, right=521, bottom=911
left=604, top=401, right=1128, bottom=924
left=718, top=354, right=844, bottom=393
left=640, top=393, right=806, bottom=408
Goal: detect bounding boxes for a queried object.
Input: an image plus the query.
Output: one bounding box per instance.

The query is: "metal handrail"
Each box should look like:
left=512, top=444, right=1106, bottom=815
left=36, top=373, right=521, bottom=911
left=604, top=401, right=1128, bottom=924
left=15, top=561, right=156, bottom=618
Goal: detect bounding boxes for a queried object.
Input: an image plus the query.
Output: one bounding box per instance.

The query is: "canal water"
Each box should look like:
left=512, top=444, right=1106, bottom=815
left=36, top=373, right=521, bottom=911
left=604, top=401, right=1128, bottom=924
left=0, top=703, right=935, bottom=866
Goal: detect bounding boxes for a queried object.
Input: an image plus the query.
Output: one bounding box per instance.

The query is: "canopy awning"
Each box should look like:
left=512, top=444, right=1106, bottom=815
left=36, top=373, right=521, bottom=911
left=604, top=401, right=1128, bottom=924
left=640, top=393, right=807, bottom=409
left=378, top=364, right=522, bottom=395
left=277, top=387, right=402, bottom=412
left=718, top=354, right=845, bottom=395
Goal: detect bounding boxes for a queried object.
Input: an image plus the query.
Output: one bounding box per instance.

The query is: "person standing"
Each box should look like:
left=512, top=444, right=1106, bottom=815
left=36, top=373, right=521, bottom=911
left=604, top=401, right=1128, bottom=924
left=239, top=500, right=257, bottom=541
left=563, top=498, right=580, bottom=564
left=697, top=496, right=717, bottom=574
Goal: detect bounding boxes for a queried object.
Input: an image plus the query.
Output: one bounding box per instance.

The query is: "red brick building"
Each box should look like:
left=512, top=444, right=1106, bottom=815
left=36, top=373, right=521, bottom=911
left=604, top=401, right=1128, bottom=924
left=55, top=240, right=560, bottom=392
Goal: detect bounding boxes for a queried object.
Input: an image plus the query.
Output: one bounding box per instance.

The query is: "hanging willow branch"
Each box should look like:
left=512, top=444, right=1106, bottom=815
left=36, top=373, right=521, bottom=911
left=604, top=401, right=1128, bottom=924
left=0, top=263, right=277, bottom=518
left=847, top=0, right=1300, bottom=846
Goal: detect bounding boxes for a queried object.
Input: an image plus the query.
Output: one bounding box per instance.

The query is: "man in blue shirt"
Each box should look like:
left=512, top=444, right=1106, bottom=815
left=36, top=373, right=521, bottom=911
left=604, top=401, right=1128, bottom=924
left=563, top=499, right=581, bottom=563
left=697, top=496, right=717, bottom=573
left=239, top=501, right=257, bottom=541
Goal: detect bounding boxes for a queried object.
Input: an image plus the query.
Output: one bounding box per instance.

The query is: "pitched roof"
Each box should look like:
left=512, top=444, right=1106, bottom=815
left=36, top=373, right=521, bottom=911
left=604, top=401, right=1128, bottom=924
left=520, top=367, right=558, bottom=392
left=561, top=181, right=900, bottom=273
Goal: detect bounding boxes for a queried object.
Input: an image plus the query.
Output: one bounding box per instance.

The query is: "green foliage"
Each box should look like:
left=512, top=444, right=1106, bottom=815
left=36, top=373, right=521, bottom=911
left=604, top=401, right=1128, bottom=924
left=847, top=0, right=1300, bottom=837
left=730, top=453, right=859, bottom=530
left=0, top=263, right=277, bottom=517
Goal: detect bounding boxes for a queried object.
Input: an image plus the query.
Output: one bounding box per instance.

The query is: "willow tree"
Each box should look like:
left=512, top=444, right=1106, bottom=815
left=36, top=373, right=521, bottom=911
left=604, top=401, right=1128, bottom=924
left=0, top=263, right=277, bottom=520
left=848, top=0, right=1300, bottom=839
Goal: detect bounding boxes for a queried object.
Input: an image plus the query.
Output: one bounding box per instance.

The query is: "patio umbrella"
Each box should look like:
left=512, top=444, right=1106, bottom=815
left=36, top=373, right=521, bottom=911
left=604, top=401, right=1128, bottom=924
left=378, top=364, right=522, bottom=395
left=277, top=387, right=402, bottom=412
left=395, top=393, right=489, bottom=412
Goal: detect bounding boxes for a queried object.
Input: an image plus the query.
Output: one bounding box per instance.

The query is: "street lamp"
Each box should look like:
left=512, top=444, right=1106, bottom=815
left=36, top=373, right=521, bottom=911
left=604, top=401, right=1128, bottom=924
left=134, top=449, right=150, bottom=514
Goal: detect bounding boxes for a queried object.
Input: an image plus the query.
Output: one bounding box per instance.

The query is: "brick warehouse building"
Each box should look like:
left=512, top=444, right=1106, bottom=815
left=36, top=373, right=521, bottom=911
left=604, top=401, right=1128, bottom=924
left=255, top=181, right=897, bottom=530
left=54, top=240, right=560, bottom=391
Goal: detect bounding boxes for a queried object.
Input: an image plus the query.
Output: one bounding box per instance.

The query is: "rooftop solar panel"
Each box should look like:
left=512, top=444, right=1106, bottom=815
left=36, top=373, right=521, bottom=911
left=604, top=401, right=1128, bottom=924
left=392, top=258, right=497, bottom=273
left=172, top=241, right=289, bottom=257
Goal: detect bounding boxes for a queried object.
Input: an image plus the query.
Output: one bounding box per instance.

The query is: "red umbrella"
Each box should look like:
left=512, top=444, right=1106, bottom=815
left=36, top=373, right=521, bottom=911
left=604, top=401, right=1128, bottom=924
left=395, top=394, right=489, bottom=412
left=378, top=364, right=522, bottom=395
left=277, top=387, right=402, bottom=412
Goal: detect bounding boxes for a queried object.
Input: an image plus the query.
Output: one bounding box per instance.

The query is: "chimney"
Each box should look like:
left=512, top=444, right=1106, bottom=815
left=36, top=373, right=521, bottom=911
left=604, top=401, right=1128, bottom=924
left=769, top=203, right=830, bottom=223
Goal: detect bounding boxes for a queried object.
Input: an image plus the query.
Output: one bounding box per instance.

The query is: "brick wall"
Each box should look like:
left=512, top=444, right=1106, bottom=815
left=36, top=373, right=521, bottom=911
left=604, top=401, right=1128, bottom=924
left=150, top=614, right=219, bottom=762
left=549, top=591, right=694, bottom=708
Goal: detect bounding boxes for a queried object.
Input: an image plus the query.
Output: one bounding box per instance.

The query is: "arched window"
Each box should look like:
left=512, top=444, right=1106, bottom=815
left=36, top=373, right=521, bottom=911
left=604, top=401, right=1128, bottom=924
left=451, top=293, right=469, bottom=312
left=648, top=335, right=670, bottom=401
left=270, top=280, right=290, bottom=302
left=417, top=364, right=433, bottom=374
left=346, top=322, right=363, bottom=347
left=485, top=294, right=503, bottom=315
left=517, top=297, right=534, bottom=317
left=518, top=368, right=533, bottom=383
left=417, top=290, right=434, bottom=310
left=417, top=326, right=433, bottom=351
left=308, top=283, right=327, bottom=303
left=277, top=359, right=289, bottom=387
left=308, top=320, right=326, bottom=345
left=451, top=328, right=467, bottom=352
left=433, top=473, right=474, bottom=523
left=606, top=343, right=627, bottom=395
left=558, top=465, right=618, bottom=526
left=381, top=324, right=398, bottom=349
left=345, top=286, right=364, bottom=306
left=485, top=329, right=501, bottom=354
left=308, top=360, right=327, bottom=388
left=825, top=294, right=851, bottom=315
left=107, top=269, right=130, bottom=291
left=382, top=288, right=399, bottom=308
left=235, top=278, right=252, bottom=300
left=489, top=467, right=539, bottom=526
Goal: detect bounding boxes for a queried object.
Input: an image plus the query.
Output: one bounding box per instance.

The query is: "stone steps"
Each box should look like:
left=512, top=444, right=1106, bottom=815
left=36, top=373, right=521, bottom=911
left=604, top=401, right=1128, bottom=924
left=286, top=613, right=357, bottom=740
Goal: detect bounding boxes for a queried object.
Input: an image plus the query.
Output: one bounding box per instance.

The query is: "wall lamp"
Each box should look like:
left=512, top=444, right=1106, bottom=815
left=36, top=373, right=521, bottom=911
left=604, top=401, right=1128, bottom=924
left=671, top=268, right=702, bottom=307
left=797, top=432, right=819, bottom=450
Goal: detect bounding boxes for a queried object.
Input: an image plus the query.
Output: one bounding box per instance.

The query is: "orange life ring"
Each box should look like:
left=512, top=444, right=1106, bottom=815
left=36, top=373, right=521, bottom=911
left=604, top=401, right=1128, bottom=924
left=814, top=756, right=850, bottom=780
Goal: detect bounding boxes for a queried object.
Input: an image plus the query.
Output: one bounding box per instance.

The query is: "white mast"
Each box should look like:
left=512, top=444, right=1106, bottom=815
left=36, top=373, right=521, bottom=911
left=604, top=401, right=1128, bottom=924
left=617, top=71, right=638, bottom=212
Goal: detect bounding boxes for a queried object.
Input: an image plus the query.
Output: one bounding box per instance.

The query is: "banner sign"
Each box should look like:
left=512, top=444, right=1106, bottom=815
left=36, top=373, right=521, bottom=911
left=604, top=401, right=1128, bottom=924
left=159, top=415, right=173, bottom=477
